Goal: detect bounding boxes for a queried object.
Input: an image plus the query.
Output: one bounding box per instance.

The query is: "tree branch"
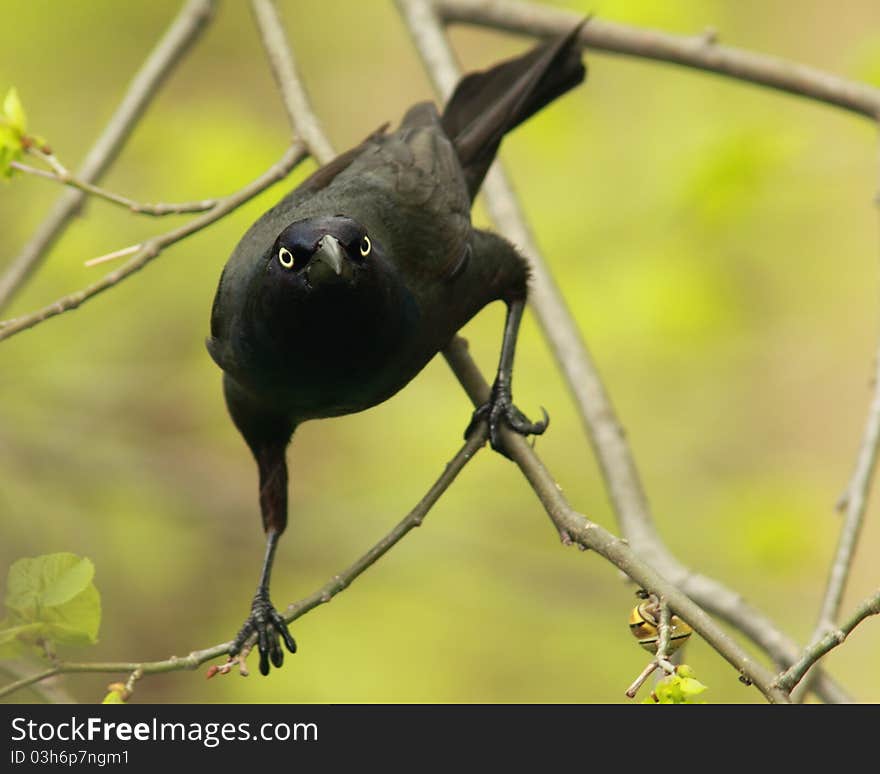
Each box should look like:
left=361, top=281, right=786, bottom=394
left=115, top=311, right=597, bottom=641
left=9, top=156, right=217, bottom=216
left=0, top=144, right=306, bottom=342
left=775, top=590, right=880, bottom=693
left=0, top=0, right=218, bottom=312
left=434, top=0, right=880, bottom=118
left=249, top=0, right=335, bottom=164
left=790, top=143, right=880, bottom=702
left=820, top=349, right=880, bottom=627
left=0, top=661, right=76, bottom=704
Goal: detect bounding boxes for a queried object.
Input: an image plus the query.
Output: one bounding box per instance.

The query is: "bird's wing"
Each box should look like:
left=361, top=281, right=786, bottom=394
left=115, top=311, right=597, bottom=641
left=327, top=102, right=472, bottom=285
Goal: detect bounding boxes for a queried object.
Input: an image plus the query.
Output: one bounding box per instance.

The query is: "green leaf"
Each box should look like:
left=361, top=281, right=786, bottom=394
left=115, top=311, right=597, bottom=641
left=3, top=87, right=27, bottom=133
left=643, top=665, right=708, bottom=704
left=678, top=677, right=708, bottom=698
left=2, top=553, right=101, bottom=653
left=6, top=553, right=95, bottom=614
left=676, top=664, right=696, bottom=679
left=43, top=584, right=101, bottom=644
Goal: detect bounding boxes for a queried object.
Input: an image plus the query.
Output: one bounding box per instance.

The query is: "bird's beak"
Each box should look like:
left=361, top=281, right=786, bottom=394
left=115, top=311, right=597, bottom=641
left=307, top=234, right=354, bottom=286
left=312, top=234, right=344, bottom=275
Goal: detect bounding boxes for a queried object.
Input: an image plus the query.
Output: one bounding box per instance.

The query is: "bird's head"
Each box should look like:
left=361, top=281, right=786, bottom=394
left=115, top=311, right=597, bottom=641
left=208, top=211, right=418, bottom=395
left=267, top=214, right=375, bottom=291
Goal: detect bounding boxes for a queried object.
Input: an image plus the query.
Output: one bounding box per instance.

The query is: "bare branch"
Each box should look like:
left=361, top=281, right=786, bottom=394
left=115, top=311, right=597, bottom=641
left=280, top=428, right=487, bottom=623
left=0, top=0, right=218, bottom=312
left=249, top=0, right=336, bottom=164
left=0, top=144, right=306, bottom=342
left=83, top=244, right=144, bottom=268
left=654, top=601, right=675, bottom=665
left=626, top=662, right=662, bottom=699
left=10, top=156, right=217, bottom=216
left=818, top=345, right=880, bottom=624
left=434, top=0, right=880, bottom=118
left=790, top=143, right=880, bottom=702
left=776, top=590, right=880, bottom=693
left=0, top=662, right=76, bottom=704
left=625, top=597, right=676, bottom=699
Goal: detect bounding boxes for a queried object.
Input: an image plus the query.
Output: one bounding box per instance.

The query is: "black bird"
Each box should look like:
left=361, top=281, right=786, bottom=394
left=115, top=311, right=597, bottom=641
left=207, top=23, right=586, bottom=675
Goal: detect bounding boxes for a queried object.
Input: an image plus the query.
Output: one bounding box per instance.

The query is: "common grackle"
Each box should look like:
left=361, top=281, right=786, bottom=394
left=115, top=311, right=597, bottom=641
left=207, top=23, right=586, bottom=675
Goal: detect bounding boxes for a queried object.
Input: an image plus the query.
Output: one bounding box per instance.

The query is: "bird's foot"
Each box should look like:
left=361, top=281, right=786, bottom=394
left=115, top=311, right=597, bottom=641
left=465, top=377, right=549, bottom=458
left=229, top=590, right=297, bottom=676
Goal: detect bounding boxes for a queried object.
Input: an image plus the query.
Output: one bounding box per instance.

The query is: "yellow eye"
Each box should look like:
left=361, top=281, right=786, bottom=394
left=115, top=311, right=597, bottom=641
left=278, top=247, right=295, bottom=269
left=359, top=235, right=371, bottom=257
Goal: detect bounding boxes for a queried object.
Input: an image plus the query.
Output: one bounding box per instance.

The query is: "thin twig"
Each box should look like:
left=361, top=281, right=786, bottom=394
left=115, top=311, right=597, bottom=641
left=625, top=597, right=676, bottom=698
left=626, top=663, right=662, bottom=699
left=434, top=0, right=880, bottom=118
left=84, top=244, right=144, bottom=268
left=655, top=601, right=674, bottom=663
left=821, top=139, right=880, bottom=629
left=0, top=0, right=218, bottom=312
left=820, top=346, right=880, bottom=623
left=10, top=157, right=217, bottom=216
left=281, top=429, right=487, bottom=622
left=0, top=662, right=77, bottom=704
left=0, top=431, right=487, bottom=700
left=0, top=144, right=305, bottom=341
left=791, top=138, right=880, bottom=703
left=775, top=590, right=880, bottom=693
left=249, top=0, right=335, bottom=164
left=397, top=0, right=854, bottom=703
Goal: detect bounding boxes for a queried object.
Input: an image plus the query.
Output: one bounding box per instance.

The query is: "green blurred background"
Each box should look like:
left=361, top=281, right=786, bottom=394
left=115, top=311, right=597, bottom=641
left=2, top=0, right=879, bottom=703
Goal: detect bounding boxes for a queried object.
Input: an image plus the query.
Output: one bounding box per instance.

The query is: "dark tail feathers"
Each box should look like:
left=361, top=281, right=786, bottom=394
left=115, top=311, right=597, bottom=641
left=441, top=20, right=587, bottom=198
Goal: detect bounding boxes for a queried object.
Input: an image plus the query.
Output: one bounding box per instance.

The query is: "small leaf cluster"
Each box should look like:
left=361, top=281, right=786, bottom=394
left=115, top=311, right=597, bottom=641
left=0, top=553, right=102, bottom=658
left=644, top=664, right=708, bottom=704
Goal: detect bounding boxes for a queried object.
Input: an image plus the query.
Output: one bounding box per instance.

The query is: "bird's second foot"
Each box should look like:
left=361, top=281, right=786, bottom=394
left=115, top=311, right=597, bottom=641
left=465, top=377, right=548, bottom=458
left=229, top=590, right=297, bottom=676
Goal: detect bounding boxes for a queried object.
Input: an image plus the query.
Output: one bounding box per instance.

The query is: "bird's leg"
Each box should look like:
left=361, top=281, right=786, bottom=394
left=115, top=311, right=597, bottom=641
left=229, top=442, right=297, bottom=675
left=465, top=298, right=549, bottom=458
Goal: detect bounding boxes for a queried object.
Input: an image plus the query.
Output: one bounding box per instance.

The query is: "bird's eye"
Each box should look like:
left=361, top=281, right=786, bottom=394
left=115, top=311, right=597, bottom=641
left=359, top=235, right=371, bottom=257
left=278, top=247, right=295, bottom=269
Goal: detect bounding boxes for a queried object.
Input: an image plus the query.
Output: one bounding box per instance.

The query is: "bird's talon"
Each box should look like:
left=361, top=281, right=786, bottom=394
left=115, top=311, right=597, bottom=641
left=229, top=593, right=297, bottom=676
left=465, top=382, right=549, bottom=456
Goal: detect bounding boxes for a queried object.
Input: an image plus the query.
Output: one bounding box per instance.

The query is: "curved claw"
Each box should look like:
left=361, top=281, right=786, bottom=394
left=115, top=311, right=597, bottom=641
left=507, top=405, right=549, bottom=436
left=229, top=593, right=297, bottom=676
left=465, top=381, right=550, bottom=458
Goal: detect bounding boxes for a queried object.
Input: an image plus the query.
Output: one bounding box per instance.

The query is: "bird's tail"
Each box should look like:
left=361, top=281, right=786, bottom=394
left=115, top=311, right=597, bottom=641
left=441, top=20, right=587, bottom=199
